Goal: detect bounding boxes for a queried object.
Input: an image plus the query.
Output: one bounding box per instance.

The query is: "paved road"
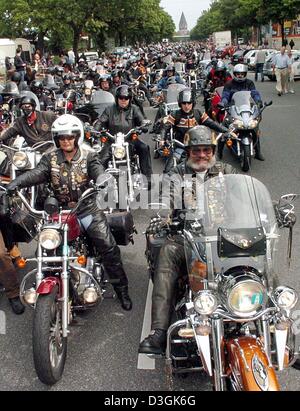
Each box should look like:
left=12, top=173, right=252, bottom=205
left=1, top=75, right=300, bottom=391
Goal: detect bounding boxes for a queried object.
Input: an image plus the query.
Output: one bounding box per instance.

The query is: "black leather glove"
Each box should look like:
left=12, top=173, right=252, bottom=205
left=146, top=215, right=169, bottom=235
left=257, top=101, right=263, bottom=109
left=6, top=181, right=19, bottom=195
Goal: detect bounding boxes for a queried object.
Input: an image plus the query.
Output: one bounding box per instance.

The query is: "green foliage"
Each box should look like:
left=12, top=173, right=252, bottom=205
left=190, top=0, right=300, bottom=40
left=0, top=0, right=176, bottom=52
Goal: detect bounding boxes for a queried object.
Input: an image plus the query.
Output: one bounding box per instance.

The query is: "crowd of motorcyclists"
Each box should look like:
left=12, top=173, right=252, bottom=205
left=0, top=39, right=299, bottom=386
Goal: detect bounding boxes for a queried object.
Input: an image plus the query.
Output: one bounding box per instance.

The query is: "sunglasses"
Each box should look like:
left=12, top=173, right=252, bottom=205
left=190, top=147, right=213, bottom=155
left=58, top=135, right=75, bottom=141
left=118, top=96, right=130, bottom=101
left=181, top=102, right=192, bottom=105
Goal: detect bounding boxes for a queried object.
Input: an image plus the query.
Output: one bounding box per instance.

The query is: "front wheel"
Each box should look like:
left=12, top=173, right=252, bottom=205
left=32, top=286, right=67, bottom=385
left=241, top=145, right=251, bottom=172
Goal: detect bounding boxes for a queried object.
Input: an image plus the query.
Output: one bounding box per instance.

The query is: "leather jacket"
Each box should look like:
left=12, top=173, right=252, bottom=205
left=165, top=108, right=228, bottom=143
left=9, top=147, right=105, bottom=216
left=221, top=78, right=262, bottom=105
left=0, top=110, right=56, bottom=149
left=95, top=103, right=144, bottom=135
left=161, top=160, right=236, bottom=216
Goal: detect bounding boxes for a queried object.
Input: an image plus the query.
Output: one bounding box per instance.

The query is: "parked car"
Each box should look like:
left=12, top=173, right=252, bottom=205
left=244, top=48, right=276, bottom=70
left=231, top=49, right=249, bottom=66
left=263, top=49, right=300, bottom=80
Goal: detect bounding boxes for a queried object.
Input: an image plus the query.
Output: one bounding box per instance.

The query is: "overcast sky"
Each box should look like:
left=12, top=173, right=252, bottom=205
left=160, top=0, right=211, bottom=31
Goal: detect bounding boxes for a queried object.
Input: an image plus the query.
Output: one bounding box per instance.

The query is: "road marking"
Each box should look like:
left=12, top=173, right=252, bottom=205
left=137, top=279, right=155, bottom=370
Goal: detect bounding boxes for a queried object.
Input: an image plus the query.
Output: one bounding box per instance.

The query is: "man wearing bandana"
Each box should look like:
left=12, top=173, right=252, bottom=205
left=0, top=96, right=56, bottom=150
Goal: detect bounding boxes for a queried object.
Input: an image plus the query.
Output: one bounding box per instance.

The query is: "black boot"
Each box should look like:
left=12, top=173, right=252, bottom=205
left=139, top=329, right=167, bottom=355
left=217, top=140, right=225, bottom=159
left=254, top=139, right=265, bottom=161
left=114, top=285, right=132, bottom=311
left=9, top=296, right=25, bottom=315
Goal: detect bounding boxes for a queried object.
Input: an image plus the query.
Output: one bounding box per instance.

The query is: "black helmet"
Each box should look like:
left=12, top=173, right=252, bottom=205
left=20, top=95, right=37, bottom=109
left=115, top=85, right=132, bottom=103
left=178, top=88, right=195, bottom=106
left=184, top=126, right=216, bottom=150
left=63, top=73, right=73, bottom=81
left=11, top=72, right=22, bottom=83
left=166, top=64, right=175, bottom=73
left=46, top=67, right=56, bottom=75
left=99, top=74, right=111, bottom=82
left=30, top=80, right=44, bottom=95
left=63, top=89, right=77, bottom=102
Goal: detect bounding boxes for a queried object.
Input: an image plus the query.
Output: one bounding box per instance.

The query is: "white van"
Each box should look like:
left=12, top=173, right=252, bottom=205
left=0, top=38, right=16, bottom=75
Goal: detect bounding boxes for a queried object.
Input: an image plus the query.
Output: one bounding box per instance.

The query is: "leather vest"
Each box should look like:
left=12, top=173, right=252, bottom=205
left=49, top=150, right=89, bottom=207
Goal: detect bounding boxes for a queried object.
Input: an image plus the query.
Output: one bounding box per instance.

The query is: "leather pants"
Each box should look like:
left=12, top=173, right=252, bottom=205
left=132, top=140, right=152, bottom=179
left=0, top=231, right=20, bottom=298
left=151, top=237, right=187, bottom=330
left=79, top=210, right=128, bottom=287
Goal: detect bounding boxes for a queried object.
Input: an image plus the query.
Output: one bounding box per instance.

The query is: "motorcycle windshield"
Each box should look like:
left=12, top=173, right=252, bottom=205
left=90, top=90, right=115, bottom=116
left=183, top=175, right=279, bottom=291
left=19, top=91, right=41, bottom=111
left=215, top=86, right=224, bottom=97
left=231, top=91, right=253, bottom=116
left=165, top=84, right=186, bottom=104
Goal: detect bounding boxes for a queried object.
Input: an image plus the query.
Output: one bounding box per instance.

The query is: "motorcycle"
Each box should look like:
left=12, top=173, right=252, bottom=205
left=101, top=122, right=151, bottom=204
left=152, top=125, right=187, bottom=172
left=152, top=84, right=186, bottom=156
left=10, top=175, right=130, bottom=385
left=146, top=174, right=299, bottom=390
left=0, top=138, right=54, bottom=209
left=220, top=91, right=272, bottom=172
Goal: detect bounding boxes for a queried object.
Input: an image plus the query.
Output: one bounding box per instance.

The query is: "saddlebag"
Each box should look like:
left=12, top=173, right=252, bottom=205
left=217, top=227, right=266, bottom=258
left=106, top=211, right=135, bottom=246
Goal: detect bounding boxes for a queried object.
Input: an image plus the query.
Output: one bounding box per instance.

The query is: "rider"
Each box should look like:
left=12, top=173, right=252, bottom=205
left=6, top=114, right=132, bottom=310
left=30, top=79, right=53, bottom=111
left=156, top=65, right=185, bottom=91
left=219, top=63, right=264, bottom=161
left=0, top=96, right=56, bottom=149
left=206, top=60, right=232, bottom=90
left=95, top=85, right=152, bottom=188
left=162, top=88, right=234, bottom=173
left=139, top=126, right=236, bottom=355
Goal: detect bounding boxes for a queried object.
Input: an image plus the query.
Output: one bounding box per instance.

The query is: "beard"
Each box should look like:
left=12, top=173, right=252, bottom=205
left=187, top=155, right=216, bottom=172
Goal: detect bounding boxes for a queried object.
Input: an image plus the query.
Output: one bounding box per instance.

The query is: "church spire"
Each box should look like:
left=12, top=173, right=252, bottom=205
left=179, top=12, right=188, bottom=31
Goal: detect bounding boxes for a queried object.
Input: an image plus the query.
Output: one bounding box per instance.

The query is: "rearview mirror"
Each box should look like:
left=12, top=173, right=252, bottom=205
left=279, top=193, right=299, bottom=206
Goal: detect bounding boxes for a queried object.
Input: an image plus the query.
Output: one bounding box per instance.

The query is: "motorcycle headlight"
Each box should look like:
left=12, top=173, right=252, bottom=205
left=273, top=286, right=298, bottom=310
left=12, top=152, right=29, bottom=169
left=85, top=89, right=92, bottom=96
left=194, top=290, right=218, bottom=315
left=227, top=279, right=265, bottom=317
left=248, top=119, right=258, bottom=129
left=113, top=146, right=126, bottom=160
left=233, top=119, right=244, bottom=129
left=39, top=229, right=62, bottom=250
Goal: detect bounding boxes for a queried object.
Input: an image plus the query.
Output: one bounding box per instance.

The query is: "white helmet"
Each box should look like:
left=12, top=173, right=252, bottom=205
left=51, top=114, right=84, bottom=148
left=233, top=64, right=248, bottom=82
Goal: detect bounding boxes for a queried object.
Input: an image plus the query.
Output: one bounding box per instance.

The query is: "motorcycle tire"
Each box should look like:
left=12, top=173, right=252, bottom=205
left=32, top=286, right=67, bottom=385
left=241, top=145, right=251, bottom=172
